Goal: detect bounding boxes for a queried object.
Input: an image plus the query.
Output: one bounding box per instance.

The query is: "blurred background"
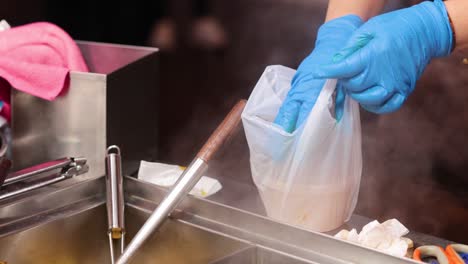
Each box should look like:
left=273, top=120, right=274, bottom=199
left=1, top=0, right=467, bottom=243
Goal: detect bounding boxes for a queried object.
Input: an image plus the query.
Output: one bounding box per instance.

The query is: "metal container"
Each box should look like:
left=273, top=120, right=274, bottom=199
left=11, top=41, right=159, bottom=178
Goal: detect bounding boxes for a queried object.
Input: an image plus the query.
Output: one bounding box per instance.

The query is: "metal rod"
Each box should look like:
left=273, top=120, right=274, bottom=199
left=116, top=99, right=246, bottom=264
left=117, top=159, right=207, bottom=264
left=120, top=233, right=125, bottom=254
left=109, top=234, right=116, bottom=264
left=3, top=158, right=72, bottom=186
left=106, top=145, right=125, bottom=263
left=0, top=175, right=66, bottom=200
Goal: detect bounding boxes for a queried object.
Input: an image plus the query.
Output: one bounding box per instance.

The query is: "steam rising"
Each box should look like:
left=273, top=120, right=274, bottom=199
left=155, top=0, right=467, bottom=243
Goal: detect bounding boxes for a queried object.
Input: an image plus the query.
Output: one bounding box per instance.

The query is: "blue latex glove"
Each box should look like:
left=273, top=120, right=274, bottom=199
left=274, top=15, right=363, bottom=133
left=460, top=253, right=468, bottom=263
left=313, top=0, right=453, bottom=114
left=459, top=253, right=468, bottom=263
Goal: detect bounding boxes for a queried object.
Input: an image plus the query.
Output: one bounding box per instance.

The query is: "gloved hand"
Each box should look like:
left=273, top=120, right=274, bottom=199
left=313, top=0, right=453, bottom=114
left=274, top=15, right=363, bottom=133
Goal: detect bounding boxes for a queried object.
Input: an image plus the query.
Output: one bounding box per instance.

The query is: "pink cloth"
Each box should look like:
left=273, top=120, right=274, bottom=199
left=0, top=22, right=89, bottom=121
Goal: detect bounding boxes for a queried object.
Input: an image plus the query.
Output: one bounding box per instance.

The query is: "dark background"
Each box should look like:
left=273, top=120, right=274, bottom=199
left=1, top=0, right=467, bottom=243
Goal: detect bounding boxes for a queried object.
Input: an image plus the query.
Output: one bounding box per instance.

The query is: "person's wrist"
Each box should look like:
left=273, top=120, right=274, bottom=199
left=417, top=0, right=453, bottom=57
left=445, top=3, right=457, bottom=52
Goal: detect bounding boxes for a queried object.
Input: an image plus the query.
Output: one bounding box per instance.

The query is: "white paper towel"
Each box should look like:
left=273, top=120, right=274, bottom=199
left=138, top=161, right=222, bottom=198
left=335, top=219, right=410, bottom=257
left=0, top=20, right=11, bottom=32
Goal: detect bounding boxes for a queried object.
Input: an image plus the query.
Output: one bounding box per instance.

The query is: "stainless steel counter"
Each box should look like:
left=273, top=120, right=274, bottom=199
left=0, top=175, right=426, bottom=264
left=0, top=168, right=456, bottom=264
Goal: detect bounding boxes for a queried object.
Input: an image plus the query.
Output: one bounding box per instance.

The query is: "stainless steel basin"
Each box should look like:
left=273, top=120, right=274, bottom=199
left=0, top=204, right=312, bottom=264
left=0, top=205, right=248, bottom=264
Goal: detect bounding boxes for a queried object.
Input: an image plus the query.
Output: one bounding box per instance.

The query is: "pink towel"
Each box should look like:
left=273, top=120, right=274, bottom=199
left=0, top=22, right=88, bottom=121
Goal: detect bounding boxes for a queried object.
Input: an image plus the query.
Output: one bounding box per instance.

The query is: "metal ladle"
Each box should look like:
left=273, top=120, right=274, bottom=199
left=116, top=99, right=246, bottom=264
left=106, top=146, right=125, bottom=264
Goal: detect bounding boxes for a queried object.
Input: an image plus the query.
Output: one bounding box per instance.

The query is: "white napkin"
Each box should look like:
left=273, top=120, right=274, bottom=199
left=0, top=20, right=11, bottom=32
left=138, top=161, right=222, bottom=198
left=335, top=219, right=410, bottom=257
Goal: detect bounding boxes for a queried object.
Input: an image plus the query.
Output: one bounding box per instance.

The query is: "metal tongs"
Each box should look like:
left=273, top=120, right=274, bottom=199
left=116, top=100, right=246, bottom=264
left=0, top=157, right=88, bottom=201
left=106, top=146, right=125, bottom=264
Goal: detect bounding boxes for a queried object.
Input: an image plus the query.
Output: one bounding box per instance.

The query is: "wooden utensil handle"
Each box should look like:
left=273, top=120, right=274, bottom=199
left=196, top=100, right=246, bottom=162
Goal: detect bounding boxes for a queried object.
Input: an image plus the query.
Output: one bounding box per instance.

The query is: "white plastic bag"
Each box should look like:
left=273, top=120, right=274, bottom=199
left=242, top=65, right=362, bottom=232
